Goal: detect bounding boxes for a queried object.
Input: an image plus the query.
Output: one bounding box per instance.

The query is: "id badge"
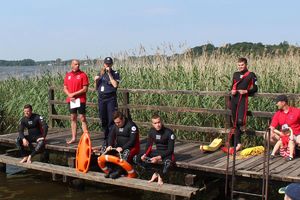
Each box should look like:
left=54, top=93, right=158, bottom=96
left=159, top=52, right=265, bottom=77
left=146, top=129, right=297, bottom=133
left=100, top=86, right=104, bottom=92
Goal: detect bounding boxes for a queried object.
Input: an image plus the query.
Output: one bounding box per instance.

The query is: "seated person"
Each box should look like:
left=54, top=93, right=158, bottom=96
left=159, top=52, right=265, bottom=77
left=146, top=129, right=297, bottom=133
left=105, top=111, right=140, bottom=179
left=278, top=183, right=300, bottom=200
left=134, top=114, right=175, bottom=185
left=270, top=124, right=295, bottom=161
left=16, top=104, right=48, bottom=163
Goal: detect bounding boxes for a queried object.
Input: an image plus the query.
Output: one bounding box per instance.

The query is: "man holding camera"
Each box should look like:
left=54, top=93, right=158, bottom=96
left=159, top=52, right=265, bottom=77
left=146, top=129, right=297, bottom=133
left=94, top=57, right=120, bottom=148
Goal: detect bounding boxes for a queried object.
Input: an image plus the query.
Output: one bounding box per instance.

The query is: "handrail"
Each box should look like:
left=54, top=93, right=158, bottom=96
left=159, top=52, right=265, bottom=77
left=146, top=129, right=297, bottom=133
left=49, top=86, right=300, bottom=98
left=47, top=86, right=300, bottom=138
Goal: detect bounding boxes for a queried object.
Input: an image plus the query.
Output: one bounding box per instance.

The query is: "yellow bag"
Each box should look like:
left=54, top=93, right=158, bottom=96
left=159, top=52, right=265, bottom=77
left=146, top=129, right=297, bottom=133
left=200, top=138, right=223, bottom=152
left=238, top=146, right=265, bottom=159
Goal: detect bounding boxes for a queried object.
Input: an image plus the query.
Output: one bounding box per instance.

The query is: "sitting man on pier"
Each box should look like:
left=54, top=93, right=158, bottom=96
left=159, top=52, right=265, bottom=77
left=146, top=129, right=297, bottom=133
left=16, top=104, right=48, bottom=163
left=105, top=111, right=140, bottom=179
left=134, top=114, right=175, bottom=185
left=269, top=95, right=300, bottom=148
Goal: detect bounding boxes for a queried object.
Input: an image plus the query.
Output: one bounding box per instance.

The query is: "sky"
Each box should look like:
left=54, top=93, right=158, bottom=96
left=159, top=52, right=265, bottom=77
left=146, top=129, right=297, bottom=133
left=1, top=0, right=300, bottom=61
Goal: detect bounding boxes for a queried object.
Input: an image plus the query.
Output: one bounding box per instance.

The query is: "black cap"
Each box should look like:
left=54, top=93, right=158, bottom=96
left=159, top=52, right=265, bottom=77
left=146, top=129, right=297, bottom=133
left=275, top=95, right=288, bottom=103
left=104, top=57, right=113, bottom=64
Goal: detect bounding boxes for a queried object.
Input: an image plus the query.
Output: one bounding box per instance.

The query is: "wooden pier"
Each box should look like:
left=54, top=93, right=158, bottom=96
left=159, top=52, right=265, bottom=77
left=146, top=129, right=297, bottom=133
left=1, top=129, right=300, bottom=183
left=1, top=87, right=300, bottom=199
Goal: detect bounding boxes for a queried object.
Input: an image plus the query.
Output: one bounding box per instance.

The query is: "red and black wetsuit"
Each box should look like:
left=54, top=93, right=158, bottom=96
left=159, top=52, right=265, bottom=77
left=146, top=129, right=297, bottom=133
left=16, top=113, right=48, bottom=157
left=135, top=126, right=175, bottom=175
left=231, top=69, right=258, bottom=145
left=108, top=118, right=140, bottom=162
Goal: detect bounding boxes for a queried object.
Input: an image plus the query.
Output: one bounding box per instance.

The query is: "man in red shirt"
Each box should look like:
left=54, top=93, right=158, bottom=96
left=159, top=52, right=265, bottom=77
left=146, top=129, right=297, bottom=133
left=270, top=95, right=300, bottom=147
left=63, top=59, right=89, bottom=144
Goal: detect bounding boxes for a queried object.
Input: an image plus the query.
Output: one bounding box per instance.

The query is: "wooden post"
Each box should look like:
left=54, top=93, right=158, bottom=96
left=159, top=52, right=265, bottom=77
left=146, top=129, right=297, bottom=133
left=48, top=87, right=55, bottom=128
left=170, top=195, right=177, bottom=200
left=122, top=91, right=131, bottom=119
left=63, top=157, right=76, bottom=183
left=224, top=95, right=232, bottom=129
left=185, top=174, right=197, bottom=186
left=52, top=173, right=60, bottom=181
left=0, top=163, right=6, bottom=173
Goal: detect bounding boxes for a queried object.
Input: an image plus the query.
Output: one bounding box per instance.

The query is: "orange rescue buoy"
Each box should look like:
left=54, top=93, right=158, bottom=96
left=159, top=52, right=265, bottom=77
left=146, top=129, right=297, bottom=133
left=76, top=132, right=91, bottom=173
left=97, top=154, right=137, bottom=178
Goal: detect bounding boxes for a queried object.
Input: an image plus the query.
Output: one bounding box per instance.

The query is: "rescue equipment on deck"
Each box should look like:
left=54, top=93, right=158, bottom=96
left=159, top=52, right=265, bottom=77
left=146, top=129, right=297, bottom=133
left=97, top=148, right=137, bottom=178
left=76, top=132, right=92, bottom=173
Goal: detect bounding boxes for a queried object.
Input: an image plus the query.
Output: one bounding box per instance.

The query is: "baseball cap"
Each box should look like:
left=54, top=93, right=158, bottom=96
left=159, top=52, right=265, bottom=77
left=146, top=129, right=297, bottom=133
left=278, top=183, right=300, bottom=200
left=275, top=95, right=288, bottom=103
left=104, top=57, right=113, bottom=64
left=282, top=124, right=290, bottom=131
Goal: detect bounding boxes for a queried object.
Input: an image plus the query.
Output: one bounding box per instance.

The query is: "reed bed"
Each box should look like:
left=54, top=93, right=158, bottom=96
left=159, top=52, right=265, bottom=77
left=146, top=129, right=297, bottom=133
left=0, top=47, right=299, bottom=146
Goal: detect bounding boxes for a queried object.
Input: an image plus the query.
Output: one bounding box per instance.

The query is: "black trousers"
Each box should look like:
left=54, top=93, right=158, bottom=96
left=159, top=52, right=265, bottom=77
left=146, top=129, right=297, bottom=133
left=231, top=95, right=248, bottom=146
left=16, top=135, right=45, bottom=157
left=134, top=151, right=174, bottom=176
left=98, top=95, right=118, bottom=145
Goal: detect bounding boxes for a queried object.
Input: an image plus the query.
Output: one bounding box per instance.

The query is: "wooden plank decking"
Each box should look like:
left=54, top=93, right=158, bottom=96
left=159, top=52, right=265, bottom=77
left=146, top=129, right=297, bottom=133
left=1, top=128, right=300, bottom=183
left=0, top=155, right=199, bottom=198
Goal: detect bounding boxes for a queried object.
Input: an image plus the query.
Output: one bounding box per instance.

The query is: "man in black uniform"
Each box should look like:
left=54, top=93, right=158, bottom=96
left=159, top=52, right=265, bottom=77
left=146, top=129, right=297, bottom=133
left=225, top=57, right=258, bottom=154
left=105, top=111, right=140, bottom=179
left=94, top=57, right=120, bottom=147
left=16, top=104, right=48, bottom=163
left=135, top=114, right=175, bottom=185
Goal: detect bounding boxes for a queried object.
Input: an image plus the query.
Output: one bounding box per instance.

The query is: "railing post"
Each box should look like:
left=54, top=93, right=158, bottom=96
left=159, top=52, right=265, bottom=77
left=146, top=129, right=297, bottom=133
left=224, top=95, right=232, bottom=129
left=48, top=87, right=55, bottom=128
left=121, top=91, right=131, bottom=119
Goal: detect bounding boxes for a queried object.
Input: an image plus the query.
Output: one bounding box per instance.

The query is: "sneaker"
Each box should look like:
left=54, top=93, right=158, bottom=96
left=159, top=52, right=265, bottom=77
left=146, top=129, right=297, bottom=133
left=104, top=169, right=112, bottom=178
left=286, top=156, right=293, bottom=161
left=270, top=154, right=275, bottom=160
left=109, top=171, right=121, bottom=179
left=104, top=173, right=111, bottom=178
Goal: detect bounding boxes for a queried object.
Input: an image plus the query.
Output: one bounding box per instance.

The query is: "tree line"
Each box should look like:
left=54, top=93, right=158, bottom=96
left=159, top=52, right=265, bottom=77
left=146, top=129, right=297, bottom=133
left=1, top=42, right=299, bottom=66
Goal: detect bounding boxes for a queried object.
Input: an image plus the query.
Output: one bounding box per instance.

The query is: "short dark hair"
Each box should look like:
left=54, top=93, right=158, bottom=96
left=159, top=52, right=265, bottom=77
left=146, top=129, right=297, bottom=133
left=151, top=113, right=161, bottom=120
left=238, top=57, right=247, bottom=65
left=275, top=95, right=289, bottom=104
left=23, top=104, right=32, bottom=110
left=113, top=111, right=125, bottom=120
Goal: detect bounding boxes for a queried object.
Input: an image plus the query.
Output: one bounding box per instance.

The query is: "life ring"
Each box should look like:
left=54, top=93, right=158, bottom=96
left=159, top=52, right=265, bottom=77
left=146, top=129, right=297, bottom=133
left=75, top=132, right=91, bottom=173
left=97, top=154, right=137, bottom=178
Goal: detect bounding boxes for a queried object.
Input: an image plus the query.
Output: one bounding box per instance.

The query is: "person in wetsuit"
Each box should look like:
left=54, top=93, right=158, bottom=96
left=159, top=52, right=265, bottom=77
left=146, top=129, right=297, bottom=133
left=134, top=114, right=175, bottom=185
left=94, top=57, right=120, bottom=148
left=229, top=57, right=258, bottom=153
left=16, top=104, right=48, bottom=163
left=105, top=111, right=140, bottom=179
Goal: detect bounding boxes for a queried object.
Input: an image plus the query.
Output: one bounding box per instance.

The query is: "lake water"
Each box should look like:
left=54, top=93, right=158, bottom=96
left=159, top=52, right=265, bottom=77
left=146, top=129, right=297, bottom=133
left=0, top=65, right=70, bottom=80
left=0, top=166, right=169, bottom=200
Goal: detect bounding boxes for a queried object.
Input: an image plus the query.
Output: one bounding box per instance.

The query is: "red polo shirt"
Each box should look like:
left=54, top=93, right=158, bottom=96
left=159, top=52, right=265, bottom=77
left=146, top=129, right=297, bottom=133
left=64, top=70, right=89, bottom=103
left=270, top=107, right=300, bottom=135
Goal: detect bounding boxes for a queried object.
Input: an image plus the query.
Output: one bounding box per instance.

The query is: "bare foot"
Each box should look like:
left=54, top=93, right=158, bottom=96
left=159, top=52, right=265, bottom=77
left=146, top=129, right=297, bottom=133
left=66, top=138, right=76, bottom=144
left=20, top=156, right=28, bottom=163
left=26, top=155, right=32, bottom=164
left=148, top=172, right=158, bottom=183
left=157, top=174, right=164, bottom=185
